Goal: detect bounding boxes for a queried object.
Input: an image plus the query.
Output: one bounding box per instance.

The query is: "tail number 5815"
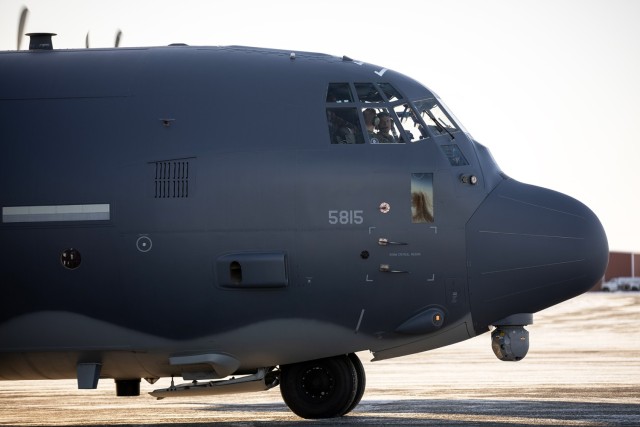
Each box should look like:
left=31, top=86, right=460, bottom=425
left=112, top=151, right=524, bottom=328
left=328, top=210, right=364, bottom=225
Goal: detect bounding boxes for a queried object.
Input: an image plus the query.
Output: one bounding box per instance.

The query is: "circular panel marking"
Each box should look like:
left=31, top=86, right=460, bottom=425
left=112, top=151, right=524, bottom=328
left=136, top=236, right=153, bottom=252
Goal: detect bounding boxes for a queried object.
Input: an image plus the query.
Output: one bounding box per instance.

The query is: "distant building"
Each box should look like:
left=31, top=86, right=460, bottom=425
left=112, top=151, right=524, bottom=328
left=591, top=251, right=639, bottom=291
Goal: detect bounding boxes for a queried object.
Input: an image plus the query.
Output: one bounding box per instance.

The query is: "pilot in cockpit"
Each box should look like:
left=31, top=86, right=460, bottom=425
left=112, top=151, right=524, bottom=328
left=376, top=112, right=397, bottom=143
left=363, top=108, right=380, bottom=144
left=327, top=109, right=357, bottom=144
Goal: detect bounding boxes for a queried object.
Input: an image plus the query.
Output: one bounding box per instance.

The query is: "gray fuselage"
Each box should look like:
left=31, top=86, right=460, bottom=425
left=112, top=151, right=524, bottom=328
left=0, top=45, right=608, bottom=382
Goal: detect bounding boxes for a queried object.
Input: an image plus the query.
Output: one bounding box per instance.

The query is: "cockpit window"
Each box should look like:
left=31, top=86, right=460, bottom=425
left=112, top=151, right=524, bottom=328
left=327, top=108, right=365, bottom=144
left=440, top=144, right=469, bottom=166
left=414, top=99, right=458, bottom=137
left=354, top=83, right=384, bottom=103
left=327, top=83, right=353, bottom=103
left=328, top=83, right=460, bottom=145
left=379, top=83, right=403, bottom=102
left=393, top=103, right=429, bottom=143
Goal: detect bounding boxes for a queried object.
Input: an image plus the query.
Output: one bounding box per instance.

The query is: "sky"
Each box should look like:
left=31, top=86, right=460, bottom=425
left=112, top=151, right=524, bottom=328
left=1, top=0, right=639, bottom=253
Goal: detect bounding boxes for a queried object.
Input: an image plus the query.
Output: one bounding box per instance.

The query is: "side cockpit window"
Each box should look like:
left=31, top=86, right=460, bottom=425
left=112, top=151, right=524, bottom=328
left=327, top=83, right=364, bottom=144
left=354, top=83, right=403, bottom=143
left=414, top=99, right=459, bottom=138
left=327, top=108, right=365, bottom=144
left=327, top=82, right=407, bottom=144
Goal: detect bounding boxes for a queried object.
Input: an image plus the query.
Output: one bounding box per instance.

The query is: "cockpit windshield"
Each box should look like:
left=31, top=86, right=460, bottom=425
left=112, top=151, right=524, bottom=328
left=326, top=83, right=460, bottom=145
left=414, top=99, right=458, bottom=138
left=393, top=103, right=429, bottom=143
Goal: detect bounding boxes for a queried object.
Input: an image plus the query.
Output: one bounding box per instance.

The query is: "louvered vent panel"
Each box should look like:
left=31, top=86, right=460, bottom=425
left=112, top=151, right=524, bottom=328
left=154, top=160, right=189, bottom=198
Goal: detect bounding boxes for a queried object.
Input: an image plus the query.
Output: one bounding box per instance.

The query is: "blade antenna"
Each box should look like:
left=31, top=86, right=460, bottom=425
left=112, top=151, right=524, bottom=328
left=114, top=29, right=122, bottom=47
left=17, top=7, right=29, bottom=50
left=85, top=32, right=90, bottom=48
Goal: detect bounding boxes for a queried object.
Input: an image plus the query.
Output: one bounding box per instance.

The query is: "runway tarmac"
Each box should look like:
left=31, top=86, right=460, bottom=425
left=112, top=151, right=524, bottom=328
left=1, top=292, right=639, bottom=426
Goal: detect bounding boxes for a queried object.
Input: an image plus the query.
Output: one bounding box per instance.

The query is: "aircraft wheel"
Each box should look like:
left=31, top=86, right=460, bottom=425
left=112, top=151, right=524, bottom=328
left=344, top=353, right=366, bottom=415
left=279, top=355, right=357, bottom=419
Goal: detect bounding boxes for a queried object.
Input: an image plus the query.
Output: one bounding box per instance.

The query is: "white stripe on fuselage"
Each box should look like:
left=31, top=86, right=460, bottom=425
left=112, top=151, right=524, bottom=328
left=2, top=204, right=110, bottom=223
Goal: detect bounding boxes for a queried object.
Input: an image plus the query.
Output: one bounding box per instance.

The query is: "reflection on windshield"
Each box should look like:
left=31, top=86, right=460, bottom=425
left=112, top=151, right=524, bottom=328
left=414, top=99, right=458, bottom=138
left=394, top=104, right=429, bottom=142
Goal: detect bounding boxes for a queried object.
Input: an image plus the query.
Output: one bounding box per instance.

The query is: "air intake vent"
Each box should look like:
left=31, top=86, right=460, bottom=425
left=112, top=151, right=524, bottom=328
left=154, top=159, right=190, bottom=198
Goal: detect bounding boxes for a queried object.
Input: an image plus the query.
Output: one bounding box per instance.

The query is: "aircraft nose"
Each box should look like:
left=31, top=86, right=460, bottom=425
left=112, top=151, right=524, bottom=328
left=466, top=179, right=608, bottom=334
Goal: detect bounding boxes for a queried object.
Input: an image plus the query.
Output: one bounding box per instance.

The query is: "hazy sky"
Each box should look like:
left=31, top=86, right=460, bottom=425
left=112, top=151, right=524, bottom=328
left=1, top=0, right=639, bottom=253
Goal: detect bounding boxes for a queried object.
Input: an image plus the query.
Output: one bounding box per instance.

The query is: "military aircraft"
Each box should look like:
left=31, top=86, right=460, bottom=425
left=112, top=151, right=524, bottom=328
left=0, top=17, right=609, bottom=419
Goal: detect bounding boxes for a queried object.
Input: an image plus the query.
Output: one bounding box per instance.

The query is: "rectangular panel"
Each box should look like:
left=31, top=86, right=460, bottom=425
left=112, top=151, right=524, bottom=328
left=2, top=204, right=110, bottom=223
left=216, top=252, right=288, bottom=289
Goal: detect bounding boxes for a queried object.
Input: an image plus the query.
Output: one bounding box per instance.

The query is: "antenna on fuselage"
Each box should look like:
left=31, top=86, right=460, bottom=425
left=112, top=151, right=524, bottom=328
left=84, top=29, right=121, bottom=49
left=17, top=6, right=29, bottom=50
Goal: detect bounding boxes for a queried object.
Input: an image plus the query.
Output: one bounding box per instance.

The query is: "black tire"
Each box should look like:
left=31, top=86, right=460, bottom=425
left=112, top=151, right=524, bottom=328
left=342, top=353, right=366, bottom=415
left=279, top=355, right=357, bottom=419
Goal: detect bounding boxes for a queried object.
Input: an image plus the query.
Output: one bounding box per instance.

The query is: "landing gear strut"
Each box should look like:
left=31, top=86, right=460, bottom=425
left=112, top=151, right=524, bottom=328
left=279, top=353, right=366, bottom=419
